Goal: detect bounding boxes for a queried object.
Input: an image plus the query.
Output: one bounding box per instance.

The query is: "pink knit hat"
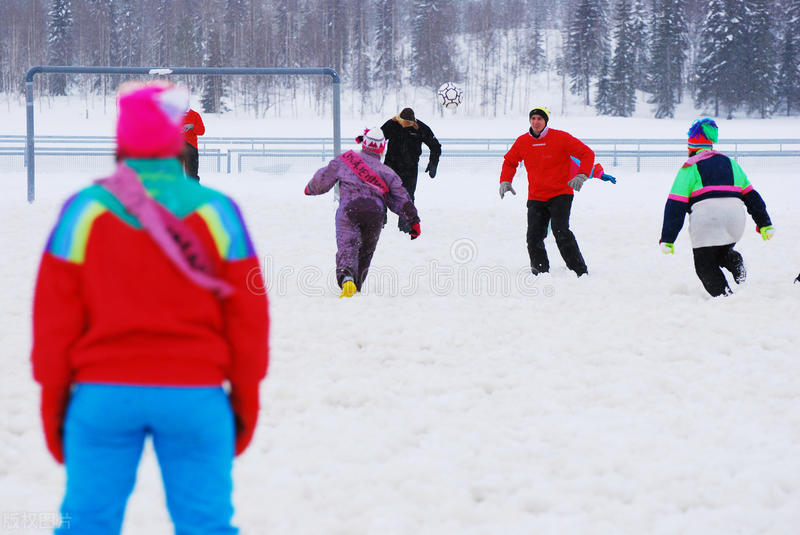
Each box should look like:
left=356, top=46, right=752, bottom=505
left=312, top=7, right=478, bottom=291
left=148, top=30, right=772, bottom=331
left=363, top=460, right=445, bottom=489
left=116, top=82, right=188, bottom=158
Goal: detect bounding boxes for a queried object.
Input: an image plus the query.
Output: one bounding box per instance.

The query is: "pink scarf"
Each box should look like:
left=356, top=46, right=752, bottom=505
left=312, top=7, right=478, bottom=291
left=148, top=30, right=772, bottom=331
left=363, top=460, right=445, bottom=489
left=339, top=150, right=389, bottom=195
left=683, top=149, right=722, bottom=168
left=96, top=163, right=233, bottom=298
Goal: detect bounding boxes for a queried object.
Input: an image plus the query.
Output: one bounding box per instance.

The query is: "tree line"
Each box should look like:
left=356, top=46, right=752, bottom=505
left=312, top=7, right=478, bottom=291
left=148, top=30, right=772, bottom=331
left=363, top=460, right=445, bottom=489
left=1, top=0, right=798, bottom=118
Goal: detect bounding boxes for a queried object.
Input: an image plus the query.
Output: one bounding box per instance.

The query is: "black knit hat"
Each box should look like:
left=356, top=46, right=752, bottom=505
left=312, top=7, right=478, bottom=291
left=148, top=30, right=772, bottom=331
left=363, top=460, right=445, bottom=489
left=399, top=108, right=415, bottom=121
left=528, top=106, right=550, bottom=124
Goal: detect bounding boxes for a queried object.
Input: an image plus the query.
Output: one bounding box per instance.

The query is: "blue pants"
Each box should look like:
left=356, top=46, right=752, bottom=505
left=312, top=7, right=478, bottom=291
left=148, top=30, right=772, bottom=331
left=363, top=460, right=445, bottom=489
left=57, top=384, right=237, bottom=535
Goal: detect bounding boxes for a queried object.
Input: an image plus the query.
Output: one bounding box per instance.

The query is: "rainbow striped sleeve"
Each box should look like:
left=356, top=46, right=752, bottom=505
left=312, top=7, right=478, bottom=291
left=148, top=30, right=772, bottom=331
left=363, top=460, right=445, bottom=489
left=46, top=193, right=107, bottom=263
left=196, top=197, right=256, bottom=260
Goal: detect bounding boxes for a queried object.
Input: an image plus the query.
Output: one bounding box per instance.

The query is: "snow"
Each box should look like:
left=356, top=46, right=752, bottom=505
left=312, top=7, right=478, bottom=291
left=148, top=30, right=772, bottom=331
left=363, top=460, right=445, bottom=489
left=2, top=98, right=800, bottom=534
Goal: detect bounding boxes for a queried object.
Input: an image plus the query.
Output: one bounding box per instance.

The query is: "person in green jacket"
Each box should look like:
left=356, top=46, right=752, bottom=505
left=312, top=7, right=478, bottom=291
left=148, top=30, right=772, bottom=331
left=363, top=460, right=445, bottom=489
left=659, top=118, right=774, bottom=296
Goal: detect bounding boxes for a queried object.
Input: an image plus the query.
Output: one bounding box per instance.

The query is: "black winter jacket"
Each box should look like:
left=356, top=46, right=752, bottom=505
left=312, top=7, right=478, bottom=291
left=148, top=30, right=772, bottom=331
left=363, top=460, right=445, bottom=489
left=381, top=118, right=441, bottom=174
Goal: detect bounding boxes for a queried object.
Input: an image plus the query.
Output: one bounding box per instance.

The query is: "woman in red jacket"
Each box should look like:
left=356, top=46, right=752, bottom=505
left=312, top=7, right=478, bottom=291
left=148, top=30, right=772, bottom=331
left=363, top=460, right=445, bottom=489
left=31, top=82, right=268, bottom=535
left=499, top=106, right=605, bottom=277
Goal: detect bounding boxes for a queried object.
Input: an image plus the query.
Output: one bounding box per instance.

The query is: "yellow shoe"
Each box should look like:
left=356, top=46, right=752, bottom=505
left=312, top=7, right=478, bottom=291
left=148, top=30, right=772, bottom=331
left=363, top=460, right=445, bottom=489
left=339, top=280, right=357, bottom=298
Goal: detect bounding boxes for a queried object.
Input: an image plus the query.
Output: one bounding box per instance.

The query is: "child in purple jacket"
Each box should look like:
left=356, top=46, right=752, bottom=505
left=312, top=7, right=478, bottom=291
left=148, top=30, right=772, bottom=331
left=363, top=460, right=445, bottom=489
left=305, top=128, right=421, bottom=298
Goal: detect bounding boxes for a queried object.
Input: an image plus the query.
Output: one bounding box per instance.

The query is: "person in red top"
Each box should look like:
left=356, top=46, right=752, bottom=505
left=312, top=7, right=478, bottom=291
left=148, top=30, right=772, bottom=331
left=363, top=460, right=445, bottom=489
left=498, top=106, right=599, bottom=277
left=182, top=105, right=205, bottom=180
left=31, top=81, right=268, bottom=534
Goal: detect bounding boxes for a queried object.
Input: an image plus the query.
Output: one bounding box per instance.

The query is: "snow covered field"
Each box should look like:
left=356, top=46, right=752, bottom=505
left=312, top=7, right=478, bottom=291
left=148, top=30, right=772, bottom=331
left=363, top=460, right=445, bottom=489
left=2, top=103, right=800, bottom=534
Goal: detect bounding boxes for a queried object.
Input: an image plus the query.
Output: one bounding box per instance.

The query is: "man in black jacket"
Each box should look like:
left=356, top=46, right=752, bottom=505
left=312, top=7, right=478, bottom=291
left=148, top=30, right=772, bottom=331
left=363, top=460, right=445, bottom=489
left=381, top=108, right=441, bottom=231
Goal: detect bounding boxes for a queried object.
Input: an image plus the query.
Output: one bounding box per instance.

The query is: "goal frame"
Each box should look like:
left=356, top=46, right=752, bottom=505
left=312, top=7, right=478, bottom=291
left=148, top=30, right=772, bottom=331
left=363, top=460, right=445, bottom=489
left=24, top=65, right=342, bottom=202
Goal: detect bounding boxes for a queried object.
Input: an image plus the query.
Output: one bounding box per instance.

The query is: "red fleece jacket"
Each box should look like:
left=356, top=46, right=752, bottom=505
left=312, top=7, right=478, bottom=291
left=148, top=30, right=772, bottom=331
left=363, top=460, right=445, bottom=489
left=183, top=109, right=205, bottom=148
left=500, top=128, right=595, bottom=201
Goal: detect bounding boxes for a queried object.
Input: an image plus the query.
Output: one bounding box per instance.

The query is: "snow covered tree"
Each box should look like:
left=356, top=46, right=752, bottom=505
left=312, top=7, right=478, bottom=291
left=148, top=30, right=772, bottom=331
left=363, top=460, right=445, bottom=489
left=374, top=0, right=398, bottom=91
left=629, top=0, right=650, bottom=91
left=648, top=0, right=687, bottom=118
left=151, top=0, right=172, bottom=66
left=776, top=0, right=800, bottom=115
left=411, top=0, right=457, bottom=89
left=223, top=0, right=247, bottom=67
left=742, top=0, right=776, bottom=118
left=609, top=0, right=637, bottom=116
left=110, top=0, right=141, bottom=68
left=594, top=55, right=614, bottom=115
left=523, top=14, right=546, bottom=74
left=695, top=0, right=736, bottom=116
left=350, top=0, right=371, bottom=108
left=47, top=0, right=73, bottom=95
left=202, top=23, right=226, bottom=113
left=565, top=0, right=608, bottom=106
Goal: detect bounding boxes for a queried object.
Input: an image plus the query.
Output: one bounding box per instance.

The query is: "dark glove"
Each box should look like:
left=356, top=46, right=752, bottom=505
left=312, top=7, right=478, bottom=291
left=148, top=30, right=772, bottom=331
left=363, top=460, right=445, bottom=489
left=41, top=385, right=70, bottom=464
left=425, top=161, right=438, bottom=178
left=230, top=383, right=260, bottom=456
left=599, top=173, right=617, bottom=184
left=410, top=222, right=421, bottom=240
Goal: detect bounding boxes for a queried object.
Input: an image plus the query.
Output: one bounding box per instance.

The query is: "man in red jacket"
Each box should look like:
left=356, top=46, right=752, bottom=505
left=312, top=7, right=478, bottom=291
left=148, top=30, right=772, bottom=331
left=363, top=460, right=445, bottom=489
left=182, top=106, right=205, bottom=180
left=498, top=106, right=596, bottom=276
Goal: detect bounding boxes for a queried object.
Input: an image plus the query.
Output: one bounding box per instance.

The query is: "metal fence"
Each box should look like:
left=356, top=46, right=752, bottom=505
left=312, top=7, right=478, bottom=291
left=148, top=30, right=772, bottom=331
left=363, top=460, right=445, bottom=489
left=3, top=135, right=800, bottom=176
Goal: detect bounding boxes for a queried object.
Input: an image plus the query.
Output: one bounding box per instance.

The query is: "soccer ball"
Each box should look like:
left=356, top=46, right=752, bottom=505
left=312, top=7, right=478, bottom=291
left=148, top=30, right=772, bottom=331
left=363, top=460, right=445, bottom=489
left=437, top=82, right=463, bottom=110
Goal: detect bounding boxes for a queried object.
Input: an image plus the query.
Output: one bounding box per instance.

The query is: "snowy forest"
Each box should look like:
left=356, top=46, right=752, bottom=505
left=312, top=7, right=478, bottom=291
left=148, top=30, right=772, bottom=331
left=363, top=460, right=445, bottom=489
left=1, top=0, right=799, bottom=119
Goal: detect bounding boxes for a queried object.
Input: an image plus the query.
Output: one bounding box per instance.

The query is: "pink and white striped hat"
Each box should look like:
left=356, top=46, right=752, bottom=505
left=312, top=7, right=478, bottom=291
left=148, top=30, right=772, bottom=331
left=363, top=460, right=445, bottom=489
left=356, top=128, right=386, bottom=154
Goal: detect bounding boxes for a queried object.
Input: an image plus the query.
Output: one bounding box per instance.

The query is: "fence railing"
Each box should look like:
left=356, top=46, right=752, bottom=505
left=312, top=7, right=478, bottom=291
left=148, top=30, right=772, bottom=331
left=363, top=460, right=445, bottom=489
left=3, top=135, right=800, bottom=175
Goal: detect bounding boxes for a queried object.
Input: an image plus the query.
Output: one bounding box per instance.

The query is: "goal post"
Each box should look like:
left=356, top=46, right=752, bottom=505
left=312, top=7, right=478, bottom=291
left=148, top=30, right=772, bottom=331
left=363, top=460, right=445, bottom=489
left=24, top=65, right=342, bottom=202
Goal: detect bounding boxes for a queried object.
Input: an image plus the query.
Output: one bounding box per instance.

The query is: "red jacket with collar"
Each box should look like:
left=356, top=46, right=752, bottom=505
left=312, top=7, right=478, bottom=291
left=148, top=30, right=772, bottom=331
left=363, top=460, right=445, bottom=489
left=183, top=109, right=205, bottom=148
left=500, top=127, right=595, bottom=201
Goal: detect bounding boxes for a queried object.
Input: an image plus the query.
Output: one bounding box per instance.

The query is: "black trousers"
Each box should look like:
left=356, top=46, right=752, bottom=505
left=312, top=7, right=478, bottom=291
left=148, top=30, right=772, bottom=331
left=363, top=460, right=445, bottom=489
left=183, top=142, right=200, bottom=181
left=692, top=243, right=745, bottom=297
left=392, top=167, right=418, bottom=232
left=526, top=194, right=587, bottom=276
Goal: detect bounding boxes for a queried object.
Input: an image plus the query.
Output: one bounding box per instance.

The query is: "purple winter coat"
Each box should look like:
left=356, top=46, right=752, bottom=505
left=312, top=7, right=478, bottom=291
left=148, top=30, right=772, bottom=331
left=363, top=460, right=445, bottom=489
left=305, top=149, right=420, bottom=225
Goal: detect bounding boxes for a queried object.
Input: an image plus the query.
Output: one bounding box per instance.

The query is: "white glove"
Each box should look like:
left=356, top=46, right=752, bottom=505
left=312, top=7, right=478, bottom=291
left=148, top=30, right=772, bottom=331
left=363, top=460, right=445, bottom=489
left=499, top=181, right=516, bottom=199
left=660, top=242, right=674, bottom=254
left=568, top=173, right=588, bottom=192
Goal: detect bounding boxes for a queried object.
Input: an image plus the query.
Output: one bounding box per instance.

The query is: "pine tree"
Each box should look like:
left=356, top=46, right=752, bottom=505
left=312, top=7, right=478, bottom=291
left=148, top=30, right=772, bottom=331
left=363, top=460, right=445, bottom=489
left=629, top=0, right=650, bottom=91
left=411, top=0, right=457, bottom=89
left=594, top=55, right=614, bottom=115
left=648, top=0, right=687, bottom=118
left=524, top=15, right=546, bottom=74
left=351, top=0, right=371, bottom=107
left=776, top=1, right=800, bottom=115
left=609, top=0, right=637, bottom=116
left=202, top=24, right=226, bottom=113
left=742, top=0, right=776, bottom=118
left=565, top=0, right=608, bottom=106
left=695, top=0, right=746, bottom=118
left=110, top=0, right=141, bottom=68
left=374, top=0, right=398, bottom=91
left=47, top=0, right=73, bottom=95
left=151, top=0, right=171, bottom=66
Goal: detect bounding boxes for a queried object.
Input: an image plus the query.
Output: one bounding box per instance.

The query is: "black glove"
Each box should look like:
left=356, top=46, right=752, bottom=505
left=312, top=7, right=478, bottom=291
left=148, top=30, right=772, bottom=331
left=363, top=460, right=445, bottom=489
left=425, top=161, right=438, bottom=178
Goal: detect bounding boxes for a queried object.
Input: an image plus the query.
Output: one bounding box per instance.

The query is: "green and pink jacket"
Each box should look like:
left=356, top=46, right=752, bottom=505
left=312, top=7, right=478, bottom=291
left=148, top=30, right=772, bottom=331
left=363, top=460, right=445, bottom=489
left=660, top=149, right=771, bottom=247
